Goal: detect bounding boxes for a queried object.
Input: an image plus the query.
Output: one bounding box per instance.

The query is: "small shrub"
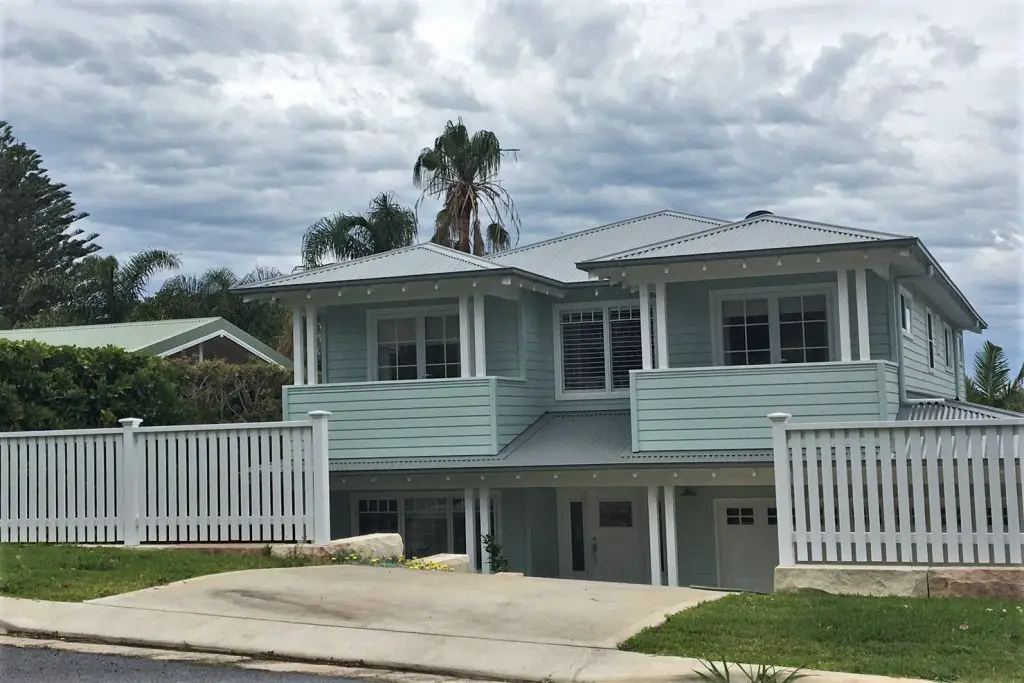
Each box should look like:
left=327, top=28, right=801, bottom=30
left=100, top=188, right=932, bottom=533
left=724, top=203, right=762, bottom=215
left=483, top=533, right=509, bottom=573
left=697, top=659, right=806, bottom=683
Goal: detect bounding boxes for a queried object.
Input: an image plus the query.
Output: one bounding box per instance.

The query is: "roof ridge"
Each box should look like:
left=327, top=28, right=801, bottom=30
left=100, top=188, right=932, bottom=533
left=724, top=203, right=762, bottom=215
left=240, top=242, right=431, bottom=289
left=486, top=210, right=726, bottom=259
left=583, top=217, right=746, bottom=261
left=420, top=242, right=499, bottom=268
left=2, top=318, right=218, bottom=333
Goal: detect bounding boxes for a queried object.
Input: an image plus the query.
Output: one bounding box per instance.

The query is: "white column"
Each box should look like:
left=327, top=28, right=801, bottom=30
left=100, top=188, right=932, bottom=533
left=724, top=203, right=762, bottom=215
left=662, top=485, right=678, bottom=587
left=768, top=412, right=795, bottom=566
left=305, top=305, right=318, bottom=384
left=479, top=487, right=492, bottom=574
left=197, top=342, right=204, bottom=363
left=473, top=294, right=487, bottom=377
left=308, top=410, right=333, bottom=544
left=459, top=295, right=472, bottom=378
left=647, top=485, right=662, bottom=586
left=463, top=488, right=477, bottom=571
left=118, top=418, right=143, bottom=546
left=854, top=269, right=870, bottom=361
left=836, top=270, right=852, bottom=361
left=292, top=309, right=304, bottom=386
left=655, top=282, right=669, bottom=369
left=639, top=284, right=653, bottom=370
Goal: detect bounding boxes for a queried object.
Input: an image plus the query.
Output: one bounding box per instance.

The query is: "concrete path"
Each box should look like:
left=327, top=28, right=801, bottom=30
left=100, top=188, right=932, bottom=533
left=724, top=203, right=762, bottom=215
left=89, top=565, right=722, bottom=648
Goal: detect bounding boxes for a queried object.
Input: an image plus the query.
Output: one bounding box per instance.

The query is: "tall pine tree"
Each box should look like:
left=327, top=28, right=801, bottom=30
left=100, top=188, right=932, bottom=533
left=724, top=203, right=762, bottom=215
left=0, top=121, right=100, bottom=327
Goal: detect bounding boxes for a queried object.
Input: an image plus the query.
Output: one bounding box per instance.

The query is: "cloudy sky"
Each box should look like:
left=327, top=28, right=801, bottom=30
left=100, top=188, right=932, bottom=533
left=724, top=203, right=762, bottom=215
left=3, top=0, right=1021, bottom=361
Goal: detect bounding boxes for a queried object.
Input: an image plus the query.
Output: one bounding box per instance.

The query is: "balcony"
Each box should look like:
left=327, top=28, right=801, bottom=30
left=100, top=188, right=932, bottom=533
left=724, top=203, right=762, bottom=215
left=629, top=360, right=899, bottom=452
left=283, top=376, right=545, bottom=460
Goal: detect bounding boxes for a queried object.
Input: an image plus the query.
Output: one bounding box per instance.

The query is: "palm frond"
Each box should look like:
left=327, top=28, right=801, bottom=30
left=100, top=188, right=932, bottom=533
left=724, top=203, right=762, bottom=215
left=971, top=341, right=1010, bottom=404
left=300, top=213, right=369, bottom=268
left=117, top=250, right=182, bottom=301
left=238, top=266, right=284, bottom=286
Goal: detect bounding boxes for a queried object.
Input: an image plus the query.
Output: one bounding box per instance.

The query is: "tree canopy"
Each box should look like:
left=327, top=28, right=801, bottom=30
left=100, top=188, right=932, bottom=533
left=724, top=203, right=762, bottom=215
left=966, top=341, right=1024, bottom=412
left=300, top=191, right=417, bottom=269
left=0, top=121, right=100, bottom=327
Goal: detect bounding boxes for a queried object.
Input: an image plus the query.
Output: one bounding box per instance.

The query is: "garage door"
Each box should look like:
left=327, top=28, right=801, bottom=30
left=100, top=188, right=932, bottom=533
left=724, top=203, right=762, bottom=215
left=714, top=498, right=779, bottom=593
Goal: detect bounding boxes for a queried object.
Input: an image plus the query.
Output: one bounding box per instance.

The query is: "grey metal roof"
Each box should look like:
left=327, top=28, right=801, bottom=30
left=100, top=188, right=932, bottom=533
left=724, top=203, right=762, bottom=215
left=897, top=399, right=1024, bottom=421
left=329, top=411, right=770, bottom=472
left=581, top=214, right=911, bottom=265
left=234, top=243, right=502, bottom=291
left=486, top=210, right=725, bottom=283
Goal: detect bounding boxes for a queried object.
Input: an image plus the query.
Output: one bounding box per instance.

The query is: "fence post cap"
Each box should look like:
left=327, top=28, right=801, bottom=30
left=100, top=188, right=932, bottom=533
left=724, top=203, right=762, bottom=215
left=767, top=412, right=792, bottom=423
left=307, top=410, right=332, bottom=419
left=118, top=418, right=144, bottom=428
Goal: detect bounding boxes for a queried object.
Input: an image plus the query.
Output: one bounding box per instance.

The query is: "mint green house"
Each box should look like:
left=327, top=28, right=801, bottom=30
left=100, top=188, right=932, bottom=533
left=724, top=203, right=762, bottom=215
left=236, top=209, right=989, bottom=592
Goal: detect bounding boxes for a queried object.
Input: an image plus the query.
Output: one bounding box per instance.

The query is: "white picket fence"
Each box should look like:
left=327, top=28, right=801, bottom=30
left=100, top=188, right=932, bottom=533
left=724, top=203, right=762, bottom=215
left=0, top=411, right=332, bottom=545
left=770, top=414, right=1024, bottom=566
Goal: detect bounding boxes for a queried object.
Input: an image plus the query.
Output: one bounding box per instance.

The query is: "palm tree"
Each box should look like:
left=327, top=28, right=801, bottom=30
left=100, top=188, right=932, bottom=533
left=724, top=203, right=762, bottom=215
left=19, top=250, right=180, bottom=326
left=413, top=118, right=519, bottom=256
left=138, top=265, right=288, bottom=349
left=300, top=192, right=417, bottom=269
left=966, top=341, right=1024, bottom=411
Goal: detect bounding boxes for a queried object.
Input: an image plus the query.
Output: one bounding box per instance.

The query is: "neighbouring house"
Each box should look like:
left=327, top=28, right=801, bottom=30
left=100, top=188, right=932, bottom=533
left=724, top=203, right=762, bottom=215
left=0, top=317, right=289, bottom=367
left=234, top=209, right=1008, bottom=592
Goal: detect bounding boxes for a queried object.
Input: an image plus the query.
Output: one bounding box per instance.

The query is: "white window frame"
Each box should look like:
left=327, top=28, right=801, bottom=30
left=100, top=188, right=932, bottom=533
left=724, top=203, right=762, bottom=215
left=899, top=288, right=914, bottom=338
left=366, top=305, right=460, bottom=382
left=709, top=283, right=838, bottom=366
left=925, top=308, right=937, bottom=371
left=553, top=299, right=645, bottom=401
left=943, top=323, right=954, bottom=370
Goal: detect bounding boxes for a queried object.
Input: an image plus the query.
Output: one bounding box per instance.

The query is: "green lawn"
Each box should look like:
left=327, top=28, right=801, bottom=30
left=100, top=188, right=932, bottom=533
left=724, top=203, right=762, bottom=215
left=621, top=592, right=1024, bottom=683
left=0, top=544, right=331, bottom=602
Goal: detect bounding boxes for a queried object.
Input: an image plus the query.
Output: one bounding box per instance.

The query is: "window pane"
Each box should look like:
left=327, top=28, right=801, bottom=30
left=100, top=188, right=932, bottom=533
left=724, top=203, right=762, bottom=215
left=562, top=310, right=605, bottom=391
left=378, top=366, right=395, bottom=381
left=424, top=363, right=445, bottom=379
left=395, top=318, right=416, bottom=341
left=377, top=319, right=396, bottom=343
left=781, top=348, right=805, bottom=364
left=396, top=365, right=418, bottom=380
left=805, top=321, right=828, bottom=348
left=725, top=351, right=748, bottom=366
left=424, top=316, right=444, bottom=340
left=425, top=342, right=445, bottom=365
left=805, top=347, right=828, bottom=363
left=722, top=300, right=746, bottom=325
left=570, top=501, right=585, bottom=571
left=780, top=322, right=803, bottom=349
left=804, top=295, right=827, bottom=320
left=610, top=312, right=642, bottom=389
left=404, top=497, right=448, bottom=559
left=778, top=296, right=802, bottom=322
left=745, top=298, right=769, bottom=323
left=397, top=343, right=417, bottom=366
left=747, top=324, right=770, bottom=351
left=358, top=498, right=399, bottom=535
left=598, top=501, right=633, bottom=527
left=724, top=325, right=746, bottom=353
left=748, top=351, right=771, bottom=365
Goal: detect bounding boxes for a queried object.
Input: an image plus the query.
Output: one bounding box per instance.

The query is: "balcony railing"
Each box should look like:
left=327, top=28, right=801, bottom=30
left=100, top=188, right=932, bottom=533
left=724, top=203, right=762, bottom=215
left=630, top=361, right=899, bottom=453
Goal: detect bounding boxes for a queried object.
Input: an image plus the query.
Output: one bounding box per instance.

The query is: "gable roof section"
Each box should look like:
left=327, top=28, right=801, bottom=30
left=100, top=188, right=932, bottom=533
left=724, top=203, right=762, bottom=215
left=0, top=317, right=290, bottom=367
left=329, top=411, right=770, bottom=472
left=581, top=214, right=912, bottom=266
left=233, top=243, right=506, bottom=293
left=486, top=210, right=726, bottom=283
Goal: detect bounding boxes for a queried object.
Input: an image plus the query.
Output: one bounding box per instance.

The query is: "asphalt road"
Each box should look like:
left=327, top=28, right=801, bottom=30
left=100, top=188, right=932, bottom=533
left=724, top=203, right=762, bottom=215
left=0, top=645, right=366, bottom=682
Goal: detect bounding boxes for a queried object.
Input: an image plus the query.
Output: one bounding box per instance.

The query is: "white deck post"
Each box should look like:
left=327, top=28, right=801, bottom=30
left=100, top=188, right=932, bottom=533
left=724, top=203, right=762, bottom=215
left=655, top=282, right=669, bottom=369
left=464, top=488, right=477, bottom=571
left=479, top=487, right=492, bottom=573
left=305, top=305, right=318, bottom=385
left=473, top=294, right=487, bottom=377
left=836, top=270, right=852, bottom=361
left=459, top=295, right=472, bottom=378
left=639, top=284, right=653, bottom=370
left=292, top=309, right=305, bottom=386
left=768, top=412, right=795, bottom=566
left=662, top=485, right=678, bottom=586
left=118, top=418, right=143, bottom=546
left=854, top=269, right=870, bottom=360
left=309, top=410, right=332, bottom=544
left=647, top=485, right=662, bottom=586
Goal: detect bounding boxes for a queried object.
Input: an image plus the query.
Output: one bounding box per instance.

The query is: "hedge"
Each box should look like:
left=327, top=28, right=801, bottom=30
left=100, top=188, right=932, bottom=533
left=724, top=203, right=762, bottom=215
left=0, top=340, right=290, bottom=431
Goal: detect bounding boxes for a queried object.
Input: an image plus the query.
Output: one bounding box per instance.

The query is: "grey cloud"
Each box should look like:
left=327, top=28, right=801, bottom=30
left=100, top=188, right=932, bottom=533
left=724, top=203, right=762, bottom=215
left=922, top=26, right=982, bottom=68
left=415, top=79, right=487, bottom=113
left=795, top=33, right=884, bottom=102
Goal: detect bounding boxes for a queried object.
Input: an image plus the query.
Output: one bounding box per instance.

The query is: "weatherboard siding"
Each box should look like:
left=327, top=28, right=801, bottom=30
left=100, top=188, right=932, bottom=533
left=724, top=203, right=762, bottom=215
left=631, top=361, right=893, bottom=452
left=284, top=378, right=496, bottom=459
left=484, top=296, right=521, bottom=378
left=900, top=284, right=958, bottom=399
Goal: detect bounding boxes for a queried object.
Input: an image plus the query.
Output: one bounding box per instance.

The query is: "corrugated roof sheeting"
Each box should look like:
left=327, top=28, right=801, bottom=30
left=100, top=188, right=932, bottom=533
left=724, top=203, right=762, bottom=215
left=328, top=411, right=771, bottom=472
left=588, top=215, right=910, bottom=263
left=487, top=211, right=724, bottom=283
left=896, top=400, right=1024, bottom=421
left=234, top=243, right=499, bottom=290
left=0, top=318, right=219, bottom=352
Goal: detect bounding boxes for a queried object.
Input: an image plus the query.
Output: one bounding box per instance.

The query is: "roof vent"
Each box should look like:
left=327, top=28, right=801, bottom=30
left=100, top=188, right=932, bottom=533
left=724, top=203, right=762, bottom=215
left=745, top=210, right=773, bottom=219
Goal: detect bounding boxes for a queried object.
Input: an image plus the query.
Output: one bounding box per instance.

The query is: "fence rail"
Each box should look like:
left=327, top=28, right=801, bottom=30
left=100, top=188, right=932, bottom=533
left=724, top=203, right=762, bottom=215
left=770, top=414, right=1024, bottom=566
left=0, top=412, right=331, bottom=545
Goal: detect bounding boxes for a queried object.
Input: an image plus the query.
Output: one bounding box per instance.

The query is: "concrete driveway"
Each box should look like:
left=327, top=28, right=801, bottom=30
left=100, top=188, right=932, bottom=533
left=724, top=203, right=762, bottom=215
left=90, top=565, right=726, bottom=648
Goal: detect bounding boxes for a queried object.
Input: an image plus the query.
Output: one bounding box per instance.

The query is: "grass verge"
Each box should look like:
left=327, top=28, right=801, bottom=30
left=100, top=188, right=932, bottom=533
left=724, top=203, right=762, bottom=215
left=621, top=592, right=1024, bottom=683
left=0, top=544, right=450, bottom=602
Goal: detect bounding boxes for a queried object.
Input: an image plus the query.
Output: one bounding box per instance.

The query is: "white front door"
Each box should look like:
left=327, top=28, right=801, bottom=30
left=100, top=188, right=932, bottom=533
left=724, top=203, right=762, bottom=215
left=586, top=488, right=648, bottom=584
left=714, top=498, right=779, bottom=593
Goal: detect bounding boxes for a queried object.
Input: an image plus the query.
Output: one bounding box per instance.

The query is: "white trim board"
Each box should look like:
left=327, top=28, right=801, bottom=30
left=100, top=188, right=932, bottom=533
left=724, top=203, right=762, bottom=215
left=159, top=330, right=285, bottom=367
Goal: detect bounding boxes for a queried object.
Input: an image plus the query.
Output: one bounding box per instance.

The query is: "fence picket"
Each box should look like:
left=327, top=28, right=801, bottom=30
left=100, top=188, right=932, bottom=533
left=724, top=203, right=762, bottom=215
left=834, top=428, right=852, bottom=561
left=216, top=431, right=229, bottom=542
left=259, top=429, right=272, bottom=540
left=818, top=430, right=837, bottom=561
left=1005, top=426, right=1022, bottom=564
left=235, top=432, right=251, bottom=542
left=986, top=426, right=1005, bottom=563
left=908, top=428, right=928, bottom=563
left=805, top=431, right=822, bottom=562
left=848, top=430, right=866, bottom=561
left=939, top=426, right=959, bottom=563
left=301, top=427, right=315, bottom=543
left=954, top=427, right=976, bottom=562
left=969, top=429, right=988, bottom=563
left=56, top=440, right=67, bottom=543
left=923, top=427, right=943, bottom=564
left=790, top=431, right=808, bottom=562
